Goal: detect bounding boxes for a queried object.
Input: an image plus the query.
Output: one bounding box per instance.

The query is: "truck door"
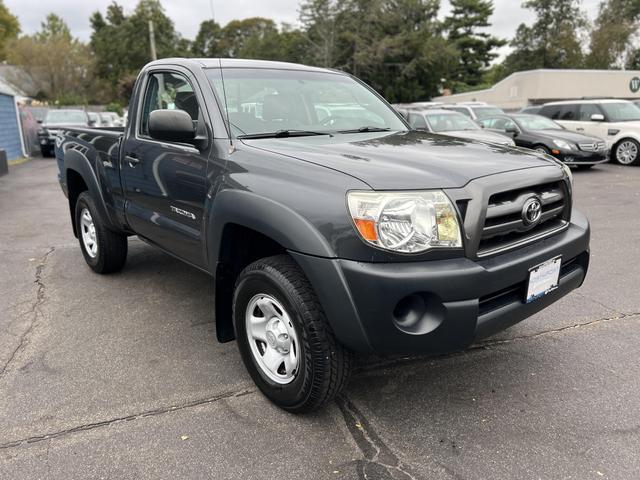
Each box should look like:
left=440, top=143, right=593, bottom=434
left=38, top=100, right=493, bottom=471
left=120, top=69, right=211, bottom=267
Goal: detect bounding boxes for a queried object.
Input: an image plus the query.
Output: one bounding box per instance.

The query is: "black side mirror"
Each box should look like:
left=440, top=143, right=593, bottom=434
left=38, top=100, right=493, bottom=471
left=505, top=126, right=519, bottom=136
left=149, top=109, right=195, bottom=144
left=37, top=119, right=43, bottom=124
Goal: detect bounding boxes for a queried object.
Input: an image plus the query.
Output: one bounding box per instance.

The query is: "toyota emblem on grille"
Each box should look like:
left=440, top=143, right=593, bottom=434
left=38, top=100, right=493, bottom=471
left=522, top=197, right=542, bottom=227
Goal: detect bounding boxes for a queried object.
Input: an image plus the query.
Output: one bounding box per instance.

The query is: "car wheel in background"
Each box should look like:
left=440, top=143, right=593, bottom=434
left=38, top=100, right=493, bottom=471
left=233, top=255, right=353, bottom=413
left=40, top=146, right=52, bottom=157
left=534, top=145, right=550, bottom=154
left=74, top=192, right=128, bottom=274
left=577, top=165, right=594, bottom=170
left=613, top=138, right=640, bottom=166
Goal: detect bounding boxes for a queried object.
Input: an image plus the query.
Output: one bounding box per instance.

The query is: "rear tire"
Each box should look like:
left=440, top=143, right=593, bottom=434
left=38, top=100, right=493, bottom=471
left=40, top=146, right=52, bottom=157
left=75, top=192, right=128, bottom=273
left=233, top=255, right=353, bottom=413
left=577, top=164, right=594, bottom=170
left=613, top=138, right=640, bottom=166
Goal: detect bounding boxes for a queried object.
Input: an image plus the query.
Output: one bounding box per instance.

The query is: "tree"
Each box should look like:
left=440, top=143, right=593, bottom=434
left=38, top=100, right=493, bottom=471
left=501, top=0, right=587, bottom=77
left=192, top=19, right=223, bottom=57
left=218, top=17, right=279, bottom=58
left=0, top=0, right=20, bottom=60
left=6, top=14, right=93, bottom=103
left=586, top=0, right=640, bottom=69
left=299, top=0, right=343, bottom=68
left=444, top=0, right=505, bottom=89
left=334, top=0, right=458, bottom=102
left=90, top=0, right=189, bottom=102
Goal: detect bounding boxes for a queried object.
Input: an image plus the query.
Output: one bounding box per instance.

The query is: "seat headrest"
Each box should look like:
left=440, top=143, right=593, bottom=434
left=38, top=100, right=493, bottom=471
left=174, top=91, right=199, bottom=121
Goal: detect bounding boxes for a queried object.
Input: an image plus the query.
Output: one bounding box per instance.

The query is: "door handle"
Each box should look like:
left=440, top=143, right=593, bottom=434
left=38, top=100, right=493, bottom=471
left=125, top=154, right=139, bottom=167
left=576, top=128, right=584, bottom=131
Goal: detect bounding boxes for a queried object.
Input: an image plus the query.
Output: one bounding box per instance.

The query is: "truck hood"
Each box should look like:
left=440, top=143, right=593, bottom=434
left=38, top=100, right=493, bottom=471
left=242, top=130, right=559, bottom=190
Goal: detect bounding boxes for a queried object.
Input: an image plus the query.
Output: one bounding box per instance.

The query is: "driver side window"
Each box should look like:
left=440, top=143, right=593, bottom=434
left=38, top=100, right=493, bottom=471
left=139, top=71, right=200, bottom=137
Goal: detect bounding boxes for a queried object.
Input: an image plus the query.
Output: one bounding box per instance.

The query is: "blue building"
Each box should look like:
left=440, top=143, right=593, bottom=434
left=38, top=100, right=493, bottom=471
left=0, top=77, right=26, bottom=161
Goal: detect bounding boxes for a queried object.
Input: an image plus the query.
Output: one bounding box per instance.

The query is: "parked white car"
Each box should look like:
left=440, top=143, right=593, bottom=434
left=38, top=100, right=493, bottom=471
left=539, top=99, right=640, bottom=166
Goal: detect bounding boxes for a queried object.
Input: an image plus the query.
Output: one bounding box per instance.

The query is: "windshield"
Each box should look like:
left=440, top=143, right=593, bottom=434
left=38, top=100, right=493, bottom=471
left=514, top=115, right=562, bottom=130
left=599, top=102, right=640, bottom=122
left=425, top=112, right=479, bottom=132
left=206, top=68, right=407, bottom=137
left=472, top=107, right=504, bottom=118
left=45, top=110, right=87, bottom=124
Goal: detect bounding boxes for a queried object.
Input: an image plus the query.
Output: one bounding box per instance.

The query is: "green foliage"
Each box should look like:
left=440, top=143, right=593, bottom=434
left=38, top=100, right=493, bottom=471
left=586, top=0, right=640, bottom=69
left=6, top=15, right=93, bottom=103
left=0, top=0, right=20, bottom=60
left=107, top=101, right=124, bottom=115
left=499, top=0, right=587, bottom=79
left=90, top=0, right=188, bottom=101
left=444, top=0, right=505, bottom=90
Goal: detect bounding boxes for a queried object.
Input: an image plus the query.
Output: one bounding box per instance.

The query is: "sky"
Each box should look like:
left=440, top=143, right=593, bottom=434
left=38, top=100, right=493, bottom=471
left=5, top=0, right=603, bottom=49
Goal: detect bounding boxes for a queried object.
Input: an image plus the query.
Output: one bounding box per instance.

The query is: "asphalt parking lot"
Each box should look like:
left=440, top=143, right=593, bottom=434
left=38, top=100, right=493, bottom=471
left=1, top=159, right=639, bottom=479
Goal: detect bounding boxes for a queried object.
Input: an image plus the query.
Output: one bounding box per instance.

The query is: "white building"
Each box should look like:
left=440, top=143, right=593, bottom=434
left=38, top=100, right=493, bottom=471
left=433, top=69, right=640, bottom=111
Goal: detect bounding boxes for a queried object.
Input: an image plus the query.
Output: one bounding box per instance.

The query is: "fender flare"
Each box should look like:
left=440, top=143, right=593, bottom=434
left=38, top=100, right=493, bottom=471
left=63, top=148, right=116, bottom=235
left=206, top=189, right=336, bottom=267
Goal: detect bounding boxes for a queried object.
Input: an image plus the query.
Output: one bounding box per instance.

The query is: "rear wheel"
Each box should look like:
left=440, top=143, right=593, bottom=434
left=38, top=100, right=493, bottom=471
left=577, top=164, right=594, bottom=170
left=613, top=138, right=640, bottom=166
left=75, top=192, right=128, bottom=273
left=233, top=255, right=353, bottom=413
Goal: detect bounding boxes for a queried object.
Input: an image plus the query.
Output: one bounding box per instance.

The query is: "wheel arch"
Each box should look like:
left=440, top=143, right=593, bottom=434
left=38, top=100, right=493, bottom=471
left=208, top=189, right=337, bottom=343
left=64, top=150, right=114, bottom=237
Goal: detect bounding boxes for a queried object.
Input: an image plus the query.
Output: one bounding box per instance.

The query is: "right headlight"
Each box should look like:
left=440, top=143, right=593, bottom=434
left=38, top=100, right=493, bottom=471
left=347, top=191, right=462, bottom=253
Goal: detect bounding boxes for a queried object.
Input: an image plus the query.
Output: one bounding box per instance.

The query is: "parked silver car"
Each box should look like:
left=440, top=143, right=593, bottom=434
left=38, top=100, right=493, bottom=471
left=406, top=109, right=515, bottom=146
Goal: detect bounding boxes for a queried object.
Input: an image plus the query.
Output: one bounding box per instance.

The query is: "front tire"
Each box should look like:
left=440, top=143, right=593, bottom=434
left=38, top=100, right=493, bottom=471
left=613, top=138, right=640, bottom=166
left=233, top=255, right=353, bottom=413
left=75, top=192, right=128, bottom=273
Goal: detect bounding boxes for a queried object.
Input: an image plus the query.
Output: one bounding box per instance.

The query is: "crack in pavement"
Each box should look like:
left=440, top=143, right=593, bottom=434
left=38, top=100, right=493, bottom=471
left=357, top=312, right=639, bottom=373
left=0, top=387, right=256, bottom=450
left=0, top=247, right=55, bottom=381
left=336, top=395, right=419, bottom=480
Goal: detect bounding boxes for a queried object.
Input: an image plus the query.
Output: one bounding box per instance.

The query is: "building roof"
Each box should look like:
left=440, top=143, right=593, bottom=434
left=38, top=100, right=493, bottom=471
left=434, top=69, right=640, bottom=110
left=0, top=65, right=28, bottom=97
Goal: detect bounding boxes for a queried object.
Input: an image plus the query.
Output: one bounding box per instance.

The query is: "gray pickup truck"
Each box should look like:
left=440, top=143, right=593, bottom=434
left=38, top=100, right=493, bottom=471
left=57, top=58, right=590, bottom=412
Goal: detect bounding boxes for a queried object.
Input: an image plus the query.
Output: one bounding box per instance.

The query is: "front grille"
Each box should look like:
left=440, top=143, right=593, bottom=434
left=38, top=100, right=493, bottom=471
left=477, top=181, right=569, bottom=257
left=578, top=141, right=605, bottom=152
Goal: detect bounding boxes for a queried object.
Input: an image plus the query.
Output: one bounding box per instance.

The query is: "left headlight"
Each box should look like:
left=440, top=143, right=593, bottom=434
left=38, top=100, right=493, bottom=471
left=553, top=139, right=574, bottom=150
left=347, top=191, right=462, bottom=253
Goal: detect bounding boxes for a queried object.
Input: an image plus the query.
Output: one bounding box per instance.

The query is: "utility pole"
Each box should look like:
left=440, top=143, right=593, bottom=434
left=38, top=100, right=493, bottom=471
left=148, top=19, right=157, bottom=61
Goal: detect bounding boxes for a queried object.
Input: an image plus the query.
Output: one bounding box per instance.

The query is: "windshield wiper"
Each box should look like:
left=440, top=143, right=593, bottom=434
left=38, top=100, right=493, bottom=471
left=238, top=129, right=331, bottom=139
left=338, top=126, right=392, bottom=133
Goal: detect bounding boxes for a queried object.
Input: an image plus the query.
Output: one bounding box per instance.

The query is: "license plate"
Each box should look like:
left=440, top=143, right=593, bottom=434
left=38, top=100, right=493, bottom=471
left=526, top=256, right=561, bottom=303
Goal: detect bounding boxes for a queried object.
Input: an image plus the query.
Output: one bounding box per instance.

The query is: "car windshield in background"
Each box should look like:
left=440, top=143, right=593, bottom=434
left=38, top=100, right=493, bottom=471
left=599, top=102, right=640, bottom=122
left=206, top=68, right=407, bottom=137
left=472, top=107, right=503, bottom=117
left=425, top=113, right=479, bottom=132
left=514, top=115, right=562, bottom=130
left=45, top=110, right=87, bottom=124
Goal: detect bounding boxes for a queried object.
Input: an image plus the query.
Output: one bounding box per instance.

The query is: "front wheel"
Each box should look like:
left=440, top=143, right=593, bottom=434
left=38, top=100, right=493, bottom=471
left=613, top=138, right=640, bottom=166
left=233, top=255, right=353, bottom=413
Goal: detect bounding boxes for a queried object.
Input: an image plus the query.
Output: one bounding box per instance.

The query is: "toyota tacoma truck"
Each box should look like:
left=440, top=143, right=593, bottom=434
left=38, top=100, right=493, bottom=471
left=56, top=59, right=590, bottom=412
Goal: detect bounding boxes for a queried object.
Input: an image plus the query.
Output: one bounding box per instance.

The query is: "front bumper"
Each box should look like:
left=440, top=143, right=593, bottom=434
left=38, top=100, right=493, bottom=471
left=291, top=209, right=590, bottom=354
left=554, top=150, right=608, bottom=165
